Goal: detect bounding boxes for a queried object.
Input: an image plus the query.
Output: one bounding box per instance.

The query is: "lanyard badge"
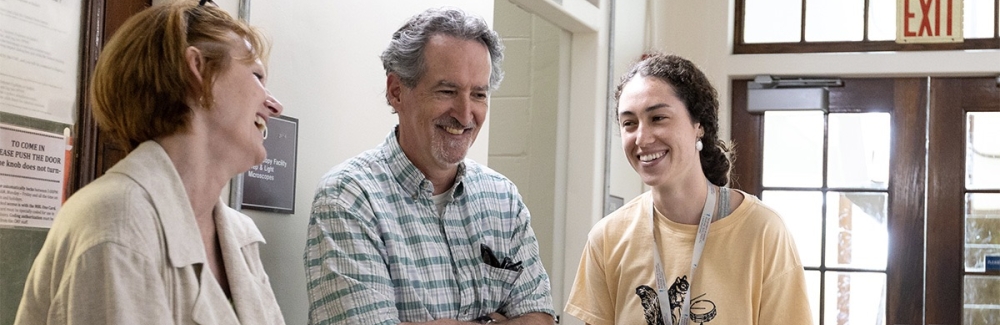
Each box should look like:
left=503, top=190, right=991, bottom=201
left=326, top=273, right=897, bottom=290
left=651, top=180, right=717, bottom=325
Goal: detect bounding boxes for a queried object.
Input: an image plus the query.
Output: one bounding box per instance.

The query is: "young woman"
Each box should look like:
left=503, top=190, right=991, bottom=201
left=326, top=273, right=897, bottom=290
left=565, top=53, right=812, bottom=325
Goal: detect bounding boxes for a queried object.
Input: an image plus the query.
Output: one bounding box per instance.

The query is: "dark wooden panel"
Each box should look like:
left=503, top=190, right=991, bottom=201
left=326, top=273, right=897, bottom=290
left=102, top=0, right=150, bottom=45
left=730, top=79, right=762, bottom=196
left=828, top=78, right=895, bottom=113
left=926, top=77, right=1000, bottom=324
left=732, top=0, right=745, bottom=49
left=960, top=77, right=1000, bottom=111
left=72, top=0, right=150, bottom=194
left=925, top=78, right=966, bottom=324
left=887, top=78, right=928, bottom=325
left=70, top=0, right=106, bottom=195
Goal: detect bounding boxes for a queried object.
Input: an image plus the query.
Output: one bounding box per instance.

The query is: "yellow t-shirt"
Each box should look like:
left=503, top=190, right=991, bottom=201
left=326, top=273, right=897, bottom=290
left=565, top=191, right=813, bottom=325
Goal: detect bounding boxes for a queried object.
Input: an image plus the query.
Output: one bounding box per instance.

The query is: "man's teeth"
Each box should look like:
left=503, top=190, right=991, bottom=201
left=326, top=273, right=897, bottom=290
left=255, top=116, right=266, bottom=132
left=443, top=126, right=464, bottom=135
left=639, top=151, right=665, bottom=162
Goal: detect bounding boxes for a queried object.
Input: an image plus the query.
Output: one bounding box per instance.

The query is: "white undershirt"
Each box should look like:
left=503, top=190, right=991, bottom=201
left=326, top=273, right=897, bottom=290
left=431, top=187, right=454, bottom=217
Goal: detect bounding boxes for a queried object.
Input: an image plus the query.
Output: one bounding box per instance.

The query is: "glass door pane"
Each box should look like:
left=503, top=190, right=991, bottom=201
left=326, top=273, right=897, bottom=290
left=966, top=193, right=1000, bottom=272
left=744, top=0, right=803, bottom=43
left=805, top=270, right=822, bottom=325
left=967, top=112, right=1000, bottom=190
left=868, top=0, right=896, bottom=40
left=805, top=0, right=864, bottom=41
left=763, top=111, right=824, bottom=188
left=965, top=111, right=1000, bottom=324
left=826, top=192, right=888, bottom=269
left=965, top=0, right=998, bottom=38
left=965, top=275, right=1000, bottom=324
left=828, top=113, right=890, bottom=189
left=824, top=272, right=886, bottom=324
left=763, top=190, right=824, bottom=267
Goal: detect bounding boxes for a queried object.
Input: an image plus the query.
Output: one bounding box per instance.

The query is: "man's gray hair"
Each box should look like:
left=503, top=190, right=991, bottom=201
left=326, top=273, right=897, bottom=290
left=381, top=7, right=505, bottom=97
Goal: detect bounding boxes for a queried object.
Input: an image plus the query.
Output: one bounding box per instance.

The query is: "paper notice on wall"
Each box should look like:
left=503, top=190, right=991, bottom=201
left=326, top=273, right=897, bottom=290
left=0, top=0, right=83, bottom=125
left=0, top=123, right=67, bottom=228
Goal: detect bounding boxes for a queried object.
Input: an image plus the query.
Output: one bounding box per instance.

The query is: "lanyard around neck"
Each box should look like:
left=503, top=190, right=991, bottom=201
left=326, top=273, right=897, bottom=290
left=651, top=180, right=717, bottom=325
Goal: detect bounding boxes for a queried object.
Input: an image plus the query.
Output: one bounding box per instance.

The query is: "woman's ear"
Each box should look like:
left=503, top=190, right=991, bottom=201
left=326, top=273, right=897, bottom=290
left=184, top=46, right=205, bottom=87
left=184, top=46, right=208, bottom=107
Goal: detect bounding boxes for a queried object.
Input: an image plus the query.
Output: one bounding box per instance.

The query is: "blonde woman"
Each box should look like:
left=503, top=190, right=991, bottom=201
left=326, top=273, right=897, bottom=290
left=16, top=1, right=285, bottom=323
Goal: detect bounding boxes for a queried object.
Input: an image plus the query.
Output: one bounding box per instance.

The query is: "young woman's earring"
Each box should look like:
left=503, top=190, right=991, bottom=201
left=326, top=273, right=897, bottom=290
left=696, top=139, right=703, bottom=151
left=262, top=125, right=269, bottom=140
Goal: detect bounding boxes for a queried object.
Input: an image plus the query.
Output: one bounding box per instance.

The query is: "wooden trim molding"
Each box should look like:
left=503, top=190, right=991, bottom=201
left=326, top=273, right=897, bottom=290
left=885, top=78, right=927, bottom=325
left=70, top=0, right=107, bottom=195
left=71, top=0, right=149, bottom=195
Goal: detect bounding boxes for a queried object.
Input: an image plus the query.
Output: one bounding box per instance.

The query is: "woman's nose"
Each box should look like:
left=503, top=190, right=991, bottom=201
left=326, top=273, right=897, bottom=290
left=265, top=89, right=283, bottom=116
left=635, top=124, right=654, bottom=146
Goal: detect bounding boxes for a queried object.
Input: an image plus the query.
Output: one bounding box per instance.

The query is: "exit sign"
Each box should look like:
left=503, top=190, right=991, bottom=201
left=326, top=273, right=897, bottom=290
left=897, top=0, right=964, bottom=43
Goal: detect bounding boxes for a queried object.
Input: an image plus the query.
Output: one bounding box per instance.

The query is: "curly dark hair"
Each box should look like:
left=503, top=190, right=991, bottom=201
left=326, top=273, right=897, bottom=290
left=613, top=53, right=734, bottom=187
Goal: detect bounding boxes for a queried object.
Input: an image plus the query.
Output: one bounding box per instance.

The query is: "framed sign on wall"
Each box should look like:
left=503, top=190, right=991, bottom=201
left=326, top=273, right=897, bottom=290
left=231, top=115, right=298, bottom=214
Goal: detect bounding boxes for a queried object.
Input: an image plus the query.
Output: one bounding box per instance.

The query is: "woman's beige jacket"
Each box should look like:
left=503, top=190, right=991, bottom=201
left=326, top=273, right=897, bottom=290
left=15, top=141, right=285, bottom=324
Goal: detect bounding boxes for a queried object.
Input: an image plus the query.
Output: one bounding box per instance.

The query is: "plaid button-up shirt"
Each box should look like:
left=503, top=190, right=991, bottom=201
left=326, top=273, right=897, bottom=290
left=305, top=129, right=554, bottom=325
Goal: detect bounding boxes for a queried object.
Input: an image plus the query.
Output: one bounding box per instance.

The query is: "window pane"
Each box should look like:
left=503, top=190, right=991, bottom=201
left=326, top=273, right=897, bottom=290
left=966, top=193, right=1000, bottom=272
left=744, top=0, right=802, bottom=43
left=828, top=113, right=890, bottom=189
left=965, top=0, right=997, bottom=38
left=824, top=272, right=886, bottom=324
left=967, top=112, right=1000, bottom=190
left=763, top=111, right=824, bottom=188
left=868, top=0, right=896, bottom=41
left=805, top=270, right=821, bottom=325
left=826, top=192, right=888, bottom=270
left=805, top=0, right=864, bottom=41
left=965, top=275, right=1000, bottom=325
left=762, top=190, right=823, bottom=267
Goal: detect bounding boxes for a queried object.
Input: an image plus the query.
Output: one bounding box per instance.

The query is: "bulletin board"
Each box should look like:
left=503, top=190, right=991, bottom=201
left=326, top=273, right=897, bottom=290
left=0, top=0, right=83, bottom=321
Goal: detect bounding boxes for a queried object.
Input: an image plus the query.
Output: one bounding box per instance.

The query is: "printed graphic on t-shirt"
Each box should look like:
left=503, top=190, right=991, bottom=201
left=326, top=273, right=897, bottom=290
left=635, top=276, right=717, bottom=325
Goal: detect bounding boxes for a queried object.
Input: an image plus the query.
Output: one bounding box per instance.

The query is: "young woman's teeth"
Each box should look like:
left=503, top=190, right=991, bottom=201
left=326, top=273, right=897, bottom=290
left=443, top=126, right=464, bottom=135
left=639, top=152, right=665, bottom=162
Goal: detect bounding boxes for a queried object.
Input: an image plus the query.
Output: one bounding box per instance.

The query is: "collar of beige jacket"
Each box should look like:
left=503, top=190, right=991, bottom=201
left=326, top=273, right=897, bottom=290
left=109, top=141, right=206, bottom=268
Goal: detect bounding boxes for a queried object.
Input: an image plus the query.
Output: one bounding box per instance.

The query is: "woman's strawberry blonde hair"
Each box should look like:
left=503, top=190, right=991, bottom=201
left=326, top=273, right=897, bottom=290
left=90, top=0, right=269, bottom=151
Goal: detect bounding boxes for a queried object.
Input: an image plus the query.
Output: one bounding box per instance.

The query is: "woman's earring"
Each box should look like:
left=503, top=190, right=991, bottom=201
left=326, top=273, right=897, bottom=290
left=262, top=125, right=269, bottom=140
left=696, top=139, right=703, bottom=151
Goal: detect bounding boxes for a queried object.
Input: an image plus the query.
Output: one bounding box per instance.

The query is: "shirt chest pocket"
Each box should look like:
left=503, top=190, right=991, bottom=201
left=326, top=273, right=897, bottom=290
left=478, top=262, right=523, bottom=315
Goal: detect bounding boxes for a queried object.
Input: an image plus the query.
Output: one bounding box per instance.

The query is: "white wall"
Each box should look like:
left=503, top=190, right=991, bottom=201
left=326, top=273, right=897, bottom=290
left=607, top=0, right=650, bottom=207
left=244, top=2, right=494, bottom=324
left=490, top=0, right=572, bottom=313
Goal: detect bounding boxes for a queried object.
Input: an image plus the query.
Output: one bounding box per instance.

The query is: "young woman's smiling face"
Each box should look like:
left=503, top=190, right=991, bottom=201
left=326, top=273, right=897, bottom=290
left=617, top=76, right=704, bottom=190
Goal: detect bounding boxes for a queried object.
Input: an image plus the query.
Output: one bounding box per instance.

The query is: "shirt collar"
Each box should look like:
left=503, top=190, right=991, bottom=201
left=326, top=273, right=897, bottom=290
left=381, top=127, right=467, bottom=199
left=107, top=141, right=204, bottom=267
